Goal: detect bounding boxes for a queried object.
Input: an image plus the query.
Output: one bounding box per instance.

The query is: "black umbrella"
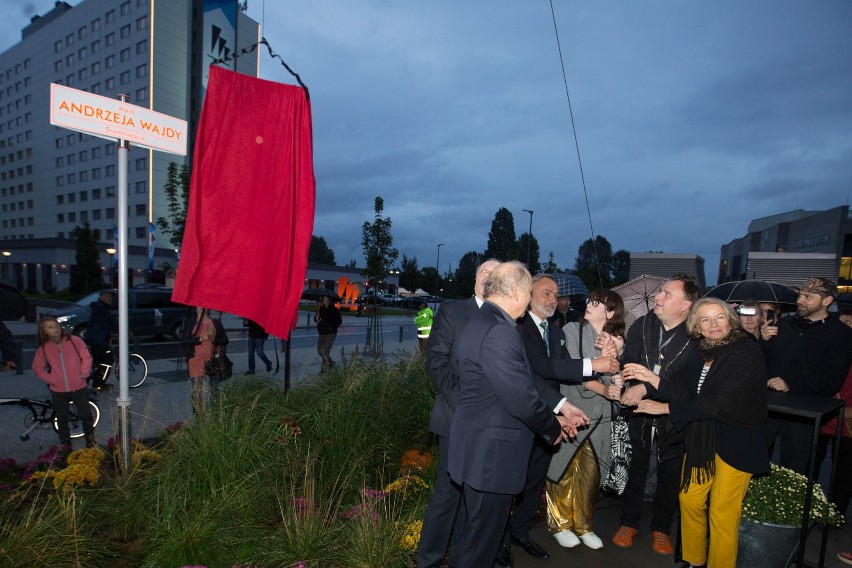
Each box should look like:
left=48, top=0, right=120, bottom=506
left=704, top=280, right=798, bottom=305
left=0, top=279, right=29, bottom=321
left=301, top=287, right=341, bottom=302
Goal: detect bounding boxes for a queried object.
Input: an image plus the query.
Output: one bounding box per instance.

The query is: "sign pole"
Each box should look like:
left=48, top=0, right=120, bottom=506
left=116, top=93, right=132, bottom=473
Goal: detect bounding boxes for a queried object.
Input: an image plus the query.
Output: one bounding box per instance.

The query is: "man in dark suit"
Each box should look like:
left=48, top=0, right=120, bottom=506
left=506, top=274, right=620, bottom=561
left=448, top=261, right=573, bottom=567
left=416, top=258, right=501, bottom=568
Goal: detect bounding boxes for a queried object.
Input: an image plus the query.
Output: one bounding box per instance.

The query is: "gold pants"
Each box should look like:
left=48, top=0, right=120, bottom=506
left=546, top=440, right=599, bottom=535
left=679, top=454, right=752, bottom=568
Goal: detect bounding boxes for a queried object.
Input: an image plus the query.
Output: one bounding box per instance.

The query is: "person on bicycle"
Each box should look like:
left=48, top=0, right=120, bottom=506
left=31, top=316, right=97, bottom=450
left=87, top=290, right=117, bottom=390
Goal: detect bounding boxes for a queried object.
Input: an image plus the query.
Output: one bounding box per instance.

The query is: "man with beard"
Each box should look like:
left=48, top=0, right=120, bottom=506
left=765, top=277, right=852, bottom=474
left=501, top=274, right=618, bottom=562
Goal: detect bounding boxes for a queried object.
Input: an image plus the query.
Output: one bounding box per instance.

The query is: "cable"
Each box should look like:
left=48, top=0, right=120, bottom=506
left=549, top=0, right=604, bottom=290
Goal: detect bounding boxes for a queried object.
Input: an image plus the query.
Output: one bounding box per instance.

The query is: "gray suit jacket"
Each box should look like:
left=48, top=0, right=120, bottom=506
left=448, top=301, right=562, bottom=495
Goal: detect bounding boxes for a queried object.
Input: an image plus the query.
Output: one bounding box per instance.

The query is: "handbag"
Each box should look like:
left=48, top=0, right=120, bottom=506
left=603, top=406, right=631, bottom=495
left=205, top=348, right=233, bottom=381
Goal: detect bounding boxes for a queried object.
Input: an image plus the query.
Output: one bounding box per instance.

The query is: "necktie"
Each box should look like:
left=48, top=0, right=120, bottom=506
left=540, top=321, right=550, bottom=356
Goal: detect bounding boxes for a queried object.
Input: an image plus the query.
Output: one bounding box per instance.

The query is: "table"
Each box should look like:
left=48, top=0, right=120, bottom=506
left=766, top=391, right=845, bottom=568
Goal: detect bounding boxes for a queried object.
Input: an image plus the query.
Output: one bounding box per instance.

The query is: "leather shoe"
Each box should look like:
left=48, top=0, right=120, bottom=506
left=511, top=536, right=550, bottom=560
left=652, top=531, right=673, bottom=555
left=612, top=525, right=637, bottom=548
left=495, top=543, right=514, bottom=567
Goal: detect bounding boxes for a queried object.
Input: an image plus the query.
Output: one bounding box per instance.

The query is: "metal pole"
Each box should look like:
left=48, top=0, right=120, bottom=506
left=435, top=243, right=444, bottom=297
left=522, top=209, right=533, bottom=266
left=115, top=94, right=132, bottom=474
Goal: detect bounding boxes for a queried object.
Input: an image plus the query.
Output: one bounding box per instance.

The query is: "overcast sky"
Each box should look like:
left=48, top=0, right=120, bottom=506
left=4, top=1, right=851, bottom=285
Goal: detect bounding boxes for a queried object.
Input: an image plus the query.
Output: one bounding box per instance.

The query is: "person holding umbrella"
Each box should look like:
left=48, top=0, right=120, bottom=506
left=315, top=296, right=342, bottom=371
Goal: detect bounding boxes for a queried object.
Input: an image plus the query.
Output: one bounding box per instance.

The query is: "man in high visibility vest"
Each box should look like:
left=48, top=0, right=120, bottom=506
left=414, top=302, right=433, bottom=351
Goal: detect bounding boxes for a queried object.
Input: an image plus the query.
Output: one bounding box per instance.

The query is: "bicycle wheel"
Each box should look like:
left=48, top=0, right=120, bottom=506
left=54, top=400, right=100, bottom=439
left=127, top=353, right=148, bottom=388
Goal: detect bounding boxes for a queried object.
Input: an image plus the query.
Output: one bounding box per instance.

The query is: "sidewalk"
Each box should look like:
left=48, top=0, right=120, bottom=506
left=1, top=310, right=421, bottom=466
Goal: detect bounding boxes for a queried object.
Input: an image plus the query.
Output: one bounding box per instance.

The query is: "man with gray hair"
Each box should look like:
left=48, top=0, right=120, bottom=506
left=448, top=261, right=574, bottom=567
left=417, top=258, right=501, bottom=568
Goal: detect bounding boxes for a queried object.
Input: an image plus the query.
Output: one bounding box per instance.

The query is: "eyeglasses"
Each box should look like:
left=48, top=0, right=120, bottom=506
left=586, top=299, right=602, bottom=308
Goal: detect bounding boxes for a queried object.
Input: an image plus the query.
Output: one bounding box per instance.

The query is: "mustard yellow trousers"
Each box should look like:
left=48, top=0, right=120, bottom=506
left=679, top=454, right=752, bottom=568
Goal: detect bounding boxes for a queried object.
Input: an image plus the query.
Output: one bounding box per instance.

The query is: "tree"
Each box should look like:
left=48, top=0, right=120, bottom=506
left=612, top=249, right=631, bottom=285
left=574, top=235, right=614, bottom=290
left=516, top=232, right=541, bottom=274
left=484, top=207, right=518, bottom=261
left=400, top=254, right=419, bottom=292
left=70, top=223, right=104, bottom=295
left=453, top=250, right=482, bottom=298
left=361, top=196, right=399, bottom=284
left=308, top=235, right=336, bottom=265
left=542, top=251, right=559, bottom=273
left=155, top=162, right=190, bottom=273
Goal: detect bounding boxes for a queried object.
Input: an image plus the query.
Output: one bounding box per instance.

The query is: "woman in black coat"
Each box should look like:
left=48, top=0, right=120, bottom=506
left=629, top=297, right=769, bottom=568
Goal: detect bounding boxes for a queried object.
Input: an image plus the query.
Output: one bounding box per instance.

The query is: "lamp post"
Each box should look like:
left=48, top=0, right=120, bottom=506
left=106, top=248, right=116, bottom=288
left=435, top=243, right=444, bottom=298
left=1, top=250, right=10, bottom=281
left=522, top=209, right=533, bottom=266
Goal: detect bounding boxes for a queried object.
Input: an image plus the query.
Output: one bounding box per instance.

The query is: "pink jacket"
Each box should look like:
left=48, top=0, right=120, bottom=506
left=31, top=336, right=93, bottom=393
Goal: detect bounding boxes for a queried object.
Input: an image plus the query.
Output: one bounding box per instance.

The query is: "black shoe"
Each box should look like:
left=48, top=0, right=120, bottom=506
left=495, top=543, right=514, bottom=567
left=266, top=362, right=273, bottom=372
left=511, top=536, right=550, bottom=560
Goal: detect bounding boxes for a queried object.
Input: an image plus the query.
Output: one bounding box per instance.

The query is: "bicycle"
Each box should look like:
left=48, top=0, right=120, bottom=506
left=94, top=346, right=148, bottom=389
left=0, top=394, right=101, bottom=441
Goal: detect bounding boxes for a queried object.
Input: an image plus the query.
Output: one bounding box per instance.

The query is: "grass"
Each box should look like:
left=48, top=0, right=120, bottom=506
left=0, top=353, right=436, bottom=568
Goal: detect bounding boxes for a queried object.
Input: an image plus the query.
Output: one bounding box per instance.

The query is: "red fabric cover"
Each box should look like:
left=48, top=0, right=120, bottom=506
left=172, top=66, right=315, bottom=339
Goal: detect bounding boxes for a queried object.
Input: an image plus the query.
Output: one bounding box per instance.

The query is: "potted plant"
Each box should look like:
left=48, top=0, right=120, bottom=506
left=738, top=463, right=844, bottom=567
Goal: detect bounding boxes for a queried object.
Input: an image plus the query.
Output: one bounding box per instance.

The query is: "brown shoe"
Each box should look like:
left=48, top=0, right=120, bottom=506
left=612, top=525, right=637, bottom=548
left=652, top=531, right=673, bottom=555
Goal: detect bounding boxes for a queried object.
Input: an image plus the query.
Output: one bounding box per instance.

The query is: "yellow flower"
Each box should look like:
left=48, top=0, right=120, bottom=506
left=385, top=474, right=429, bottom=496
left=52, top=463, right=100, bottom=489
left=399, top=520, right=423, bottom=552
left=131, top=449, right=162, bottom=469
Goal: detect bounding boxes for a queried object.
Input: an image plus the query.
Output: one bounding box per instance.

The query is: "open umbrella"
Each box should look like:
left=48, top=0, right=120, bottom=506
left=300, top=287, right=341, bottom=303
left=0, top=279, right=29, bottom=321
left=704, top=280, right=798, bottom=305
left=552, top=272, right=589, bottom=297
left=613, top=274, right=668, bottom=330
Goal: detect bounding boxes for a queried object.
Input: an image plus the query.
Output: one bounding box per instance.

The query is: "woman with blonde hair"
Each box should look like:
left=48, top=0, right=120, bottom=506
left=31, top=316, right=97, bottom=449
left=632, top=297, right=769, bottom=568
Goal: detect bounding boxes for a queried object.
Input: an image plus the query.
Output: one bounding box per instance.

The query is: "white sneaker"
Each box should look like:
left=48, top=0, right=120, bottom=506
left=554, top=529, right=581, bottom=548
left=579, top=531, right=604, bottom=549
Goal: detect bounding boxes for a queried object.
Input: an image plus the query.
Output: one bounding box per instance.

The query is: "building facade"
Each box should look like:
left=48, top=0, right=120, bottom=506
left=718, top=205, right=851, bottom=291
left=0, top=0, right=259, bottom=291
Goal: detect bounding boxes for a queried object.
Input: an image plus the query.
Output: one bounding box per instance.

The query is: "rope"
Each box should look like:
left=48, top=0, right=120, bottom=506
left=209, top=37, right=310, bottom=100
left=548, top=1, right=604, bottom=289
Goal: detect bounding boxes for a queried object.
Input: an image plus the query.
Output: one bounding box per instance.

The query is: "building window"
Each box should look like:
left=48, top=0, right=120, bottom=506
left=65, top=54, right=74, bottom=66
left=105, top=55, right=115, bottom=68
left=56, top=157, right=64, bottom=167
left=120, top=48, right=130, bottom=62
left=56, top=194, right=64, bottom=205
left=106, top=10, right=115, bottom=24
left=136, top=39, right=148, bottom=55
left=91, top=83, right=101, bottom=94
left=57, top=213, right=64, bottom=223
left=135, top=204, right=146, bottom=216
left=79, top=150, right=87, bottom=162
left=92, top=147, right=101, bottom=159
left=91, top=39, right=101, bottom=54
left=136, top=15, right=148, bottom=31
left=78, top=46, right=87, bottom=60
left=105, top=33, right=115, bottom=47
left=135, top=157, right=147, bottom=171
left=68, top=192, right=75, bottom=203
left=54, top=40, right=62, bottom=53
left=78, top=68, right=88, bottom=81
left=121, top=2, right=130, bottom=16
left=106, top=207, right=115, bottom=219
left=91, top=62, right=100, bottom=75
left=80, top=211, right=88, bottom=222
left=135, top=180, right=146, bottom=193
left=135, top=87, right=147, bottom=101
left=54, top=60, right=62, bottom=72
left=68, top=212, right=76, bottom=222
left=92, top=188, right=101, bottom=199
left=105, top=164, right=115, bottom=176
left=135, top=227, right=146, bottom=238
left=67, top=153, right=75, bottom=165
left=92, top=167, right=101, bottom=179
left=105, top=77, right=114, bottom=89
left=105, top=186, right=115, bottom=197
left=120, top=71, right=130, bottom=85
left=78, top=26, right=87, bottom=39
left=67, top=173, right=75, bottom=184
left=92, top=209, right=101, bottom=220
left=136, top=63, right=147, bottom=78
left=106, top=144, right=115, bottom=156
left=120, top=25, right=131, bottom=39
left=80, top=190, right=88, bottom=202
left=56, top=176, right=64, bottom=186
left=66, top=34, right=73, bottom=47
left=91, top=18, right=101, bottom=32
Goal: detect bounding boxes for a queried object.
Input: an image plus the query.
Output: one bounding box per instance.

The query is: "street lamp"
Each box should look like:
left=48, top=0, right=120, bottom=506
left=1, top=250, right=10, bottom=281
left=435, top=243, right=444, bottom=299
left=106, top=248, right=116, bottom=287
left=522, top=209, right=533, bottom=266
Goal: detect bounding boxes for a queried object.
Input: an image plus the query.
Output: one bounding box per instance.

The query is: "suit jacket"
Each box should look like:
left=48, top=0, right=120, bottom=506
left=448, top=302, right=562, bottom=495
left=426, top=297, right=479, bottom=438
left=516, top=313, right=586, bottom=410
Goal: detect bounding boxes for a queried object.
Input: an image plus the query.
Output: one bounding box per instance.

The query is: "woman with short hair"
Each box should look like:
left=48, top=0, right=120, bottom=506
left=631, top=297, right=769, bottom=568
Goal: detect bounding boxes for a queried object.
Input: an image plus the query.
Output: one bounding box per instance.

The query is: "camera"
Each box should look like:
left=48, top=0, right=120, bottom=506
left=736, top=306, right=757, bottom=316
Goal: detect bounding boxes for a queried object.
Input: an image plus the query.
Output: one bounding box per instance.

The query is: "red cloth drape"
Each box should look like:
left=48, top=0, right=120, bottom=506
left=172, top=66, right=315, bottom=339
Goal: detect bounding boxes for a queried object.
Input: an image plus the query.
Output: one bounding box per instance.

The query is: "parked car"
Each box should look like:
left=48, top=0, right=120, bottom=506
left=50, top=288, right=188, bottom=340
left=356, top=294, right=386, bottom=305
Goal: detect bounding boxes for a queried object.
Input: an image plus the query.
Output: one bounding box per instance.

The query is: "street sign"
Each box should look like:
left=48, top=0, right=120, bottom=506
left=49, top=83, right=187, bottom=156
